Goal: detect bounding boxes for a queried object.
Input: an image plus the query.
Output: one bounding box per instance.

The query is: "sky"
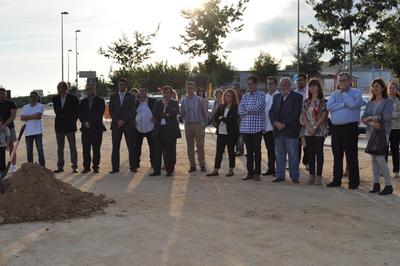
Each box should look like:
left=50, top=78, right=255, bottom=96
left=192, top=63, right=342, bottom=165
left=0, top=0, right=317, bottom=96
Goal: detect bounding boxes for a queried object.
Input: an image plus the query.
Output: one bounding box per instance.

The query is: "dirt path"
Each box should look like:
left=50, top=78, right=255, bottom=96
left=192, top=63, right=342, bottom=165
left=0, top=115, right=399, bottom=266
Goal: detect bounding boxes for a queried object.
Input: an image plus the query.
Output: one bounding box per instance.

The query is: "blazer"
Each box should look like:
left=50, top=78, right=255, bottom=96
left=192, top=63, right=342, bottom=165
left=213, top=104, right=240, bottom=139
left=269, top=91, right=303, bottom=138
left=52, top=93, right=80, bottom=133
left=152, top=99, right=181, bottom=139
left=79, top=96, right=107, bottom=133
left=109, top=91, right=136, bottom=130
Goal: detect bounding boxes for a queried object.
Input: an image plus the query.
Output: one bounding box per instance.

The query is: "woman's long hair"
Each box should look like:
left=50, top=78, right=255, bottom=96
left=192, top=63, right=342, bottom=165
left=371, top=78, right=388, bottom=100
left=222, top=88, right=239, bottom=107
left=307, top=78, right=324, bottom=100
left=388, top=81, right=400, bottom=98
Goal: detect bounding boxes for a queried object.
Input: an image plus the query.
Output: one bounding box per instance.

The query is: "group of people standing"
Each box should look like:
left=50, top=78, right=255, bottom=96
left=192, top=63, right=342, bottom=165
left=1, top=72, right=399, bottom=196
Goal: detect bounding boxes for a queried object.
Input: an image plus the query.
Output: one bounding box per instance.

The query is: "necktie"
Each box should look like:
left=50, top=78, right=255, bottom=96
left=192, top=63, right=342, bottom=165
left=120, top=93, right=124, bottom=107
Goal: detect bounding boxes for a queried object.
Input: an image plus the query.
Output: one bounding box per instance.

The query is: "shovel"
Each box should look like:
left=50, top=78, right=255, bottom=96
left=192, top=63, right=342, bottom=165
left=0, top=125, right=26, bottom=194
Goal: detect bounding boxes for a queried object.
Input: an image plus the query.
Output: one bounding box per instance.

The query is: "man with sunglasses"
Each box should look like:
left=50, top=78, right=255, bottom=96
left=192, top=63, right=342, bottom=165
left=20, top=91, right=45, bottom=167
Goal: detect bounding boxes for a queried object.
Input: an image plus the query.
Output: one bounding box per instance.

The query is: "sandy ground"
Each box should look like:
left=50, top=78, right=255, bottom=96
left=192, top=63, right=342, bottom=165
left=0, top=114, right=400, bottom=266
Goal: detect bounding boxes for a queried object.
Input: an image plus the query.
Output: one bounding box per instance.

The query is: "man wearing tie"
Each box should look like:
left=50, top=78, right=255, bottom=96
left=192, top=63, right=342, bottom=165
left=79, top=83, right=106, bottom=173
left=52, top=81, right=80, bottom=173
left=109, top=78, right=137, bottom=173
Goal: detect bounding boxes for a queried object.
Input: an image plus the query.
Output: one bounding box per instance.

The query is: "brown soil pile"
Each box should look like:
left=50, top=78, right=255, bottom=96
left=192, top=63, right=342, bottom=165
left=0, top=163, right=114, bottom=225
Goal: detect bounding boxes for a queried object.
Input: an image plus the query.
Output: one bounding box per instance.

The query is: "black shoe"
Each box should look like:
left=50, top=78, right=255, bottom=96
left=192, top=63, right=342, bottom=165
left=292, top=179, right=300, bottom=184
left=369, top=183, right=381, bottom=193
left=81, top=169, right=90, bottom=174
left=130, top=168, right=138, bottom=173
left=272, top=178, right=284, bottom=183
left=379, top=185, right=393, bottom=195
left=200, top=166, right=207, bottom=172
left=93, top=168, right=99, bottom=173
left=348, top=184, right=359, bottom=190
left=53, top=169, right=64, bottom=173
left=241, top=175, right=253, bottom=180
left=262, top=170, right=276, bottom=176
left=206, top=172, right=219, bottom=177
left=72, top=169, right=78, bottom=174
left=150, top=172, right=161, bottom=177
left=188, top=167, right=196, bottom=173
left=166, top=172, right=173, bottom=177
left=109, top=169, right=119, bottom=174
left=326, top=181, right=341, bottom=187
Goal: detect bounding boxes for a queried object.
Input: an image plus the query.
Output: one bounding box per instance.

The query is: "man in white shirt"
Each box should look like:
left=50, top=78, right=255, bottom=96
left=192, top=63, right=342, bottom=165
left=135, top=88, right=156, bottom=169
left=21, top=91, right=45, bottom=167
left=262, top=76, right=279, bottom=176
left=295, top=73, right=309, bottom=169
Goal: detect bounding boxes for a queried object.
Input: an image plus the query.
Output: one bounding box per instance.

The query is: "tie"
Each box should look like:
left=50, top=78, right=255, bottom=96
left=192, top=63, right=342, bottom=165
left=120, top=93, right=124, bottom=107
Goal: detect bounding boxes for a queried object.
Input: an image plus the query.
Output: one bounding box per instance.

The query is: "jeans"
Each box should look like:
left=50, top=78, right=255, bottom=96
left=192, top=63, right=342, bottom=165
left=305, top=136, right=325, bottom=176
left=389, top=129, right=400, bottom=173
left=25, top=134, right=45, bottom=167
left=235, top=134, right=244, bottom=154
left=56, top=132, right=77, bottom=170
left=0, top=147, right=5, bottom=172
left=275, top=137, right=299, bottom=181
left=243, top=132, right=263, bottom=175
left=371, top=155, right=392, bottom=186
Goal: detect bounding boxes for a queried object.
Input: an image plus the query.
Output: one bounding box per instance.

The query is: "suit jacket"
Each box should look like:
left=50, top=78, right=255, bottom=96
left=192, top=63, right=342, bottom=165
left=269, top=91, right=303, bottom=138
left=79, top=95, right=107, bottom=133
left=109, top=91, right=136, bottom=130
left=52, top=93, right=80, bottom=133
left=152, top=99, right=181, bottom=139
left=213, top=104, right=240, bottom=139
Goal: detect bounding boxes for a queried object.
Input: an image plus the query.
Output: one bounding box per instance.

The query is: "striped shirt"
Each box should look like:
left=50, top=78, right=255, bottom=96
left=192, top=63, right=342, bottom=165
left=238, top=90, right=266, bottom=133
left=180, top=95, right=207, bottom=124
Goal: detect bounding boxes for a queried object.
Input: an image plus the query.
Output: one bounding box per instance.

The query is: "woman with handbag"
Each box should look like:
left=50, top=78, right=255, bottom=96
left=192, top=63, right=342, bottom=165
left=206, top=89, right=240, bottom=177
left=361, top=78, right=394, bottom=195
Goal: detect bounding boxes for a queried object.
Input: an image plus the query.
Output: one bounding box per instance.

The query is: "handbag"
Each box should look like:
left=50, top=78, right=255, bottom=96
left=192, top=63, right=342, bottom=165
left=365, top=121, right=387, bottom=155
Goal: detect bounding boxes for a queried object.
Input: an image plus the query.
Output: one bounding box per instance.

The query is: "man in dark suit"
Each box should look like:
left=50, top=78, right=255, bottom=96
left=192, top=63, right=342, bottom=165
left=109, top=78, right=137, bottom=173
left=135, top=87, right=156, bottom=169
left=52, top=81, right=80, bottom=173
left=150, top=86, right=181, bottom=177
left=269, top=77, right=303, bottom=183
left=79, top=83, right=107, bottom=174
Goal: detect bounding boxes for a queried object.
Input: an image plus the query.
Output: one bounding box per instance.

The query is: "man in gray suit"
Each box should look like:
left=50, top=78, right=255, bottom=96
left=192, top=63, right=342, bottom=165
left=109, top=78, right=137, bottom=173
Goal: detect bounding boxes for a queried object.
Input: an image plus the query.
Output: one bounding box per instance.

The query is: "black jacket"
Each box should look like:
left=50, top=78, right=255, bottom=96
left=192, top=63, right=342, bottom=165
left=152, top=99, right=181, bottom=139
left=213, top=104, right=240, bottom=139
left=109, top=91, right=136, bottom=130
left=79, top=96, right=107, bottom=133
left=269, top=91, right=303, bottom=138
left=52, top=93, right=80, bottom=133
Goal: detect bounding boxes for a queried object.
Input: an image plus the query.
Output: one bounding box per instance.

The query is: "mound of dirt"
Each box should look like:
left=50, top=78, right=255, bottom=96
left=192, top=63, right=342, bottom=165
left=0, top=163, right=114, bottom=224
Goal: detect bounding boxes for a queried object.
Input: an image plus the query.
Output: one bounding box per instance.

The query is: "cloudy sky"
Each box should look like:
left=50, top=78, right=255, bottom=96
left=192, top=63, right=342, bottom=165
left=0, top=0, right=316, bottom=96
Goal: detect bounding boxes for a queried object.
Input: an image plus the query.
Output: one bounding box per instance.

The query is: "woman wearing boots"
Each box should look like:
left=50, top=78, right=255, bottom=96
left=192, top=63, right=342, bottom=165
left=388, top=81, right=400, bottom=179
left=206, top=89, right=240, bottom=177
left=300, top=79, right=328, bottom=185
left=362, top=78, right=394, bottom=195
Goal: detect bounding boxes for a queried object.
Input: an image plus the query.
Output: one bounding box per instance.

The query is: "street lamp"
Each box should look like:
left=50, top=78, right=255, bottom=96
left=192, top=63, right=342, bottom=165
left=297, top=0, right=300, bottom=74
left=61, top=11, right=69, bottom=81
left=75, top=29, right=81, bottom=89
left=67, top=49, right=72, bottom=85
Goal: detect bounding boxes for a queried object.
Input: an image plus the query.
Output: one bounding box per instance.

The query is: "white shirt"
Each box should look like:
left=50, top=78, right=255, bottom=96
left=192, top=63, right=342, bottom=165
left=136, top=99, right=154, bottom=133
left=295, top=86, right=308, bottom=102
left=161, top=105, right=167, bottom=125
left=265, top=91, right=279, bottom=132
left=21, top=103, right=44, bottom=136
left=218, top=107, right=230, bottom=135
left=119, top=92, right=126, bottom=106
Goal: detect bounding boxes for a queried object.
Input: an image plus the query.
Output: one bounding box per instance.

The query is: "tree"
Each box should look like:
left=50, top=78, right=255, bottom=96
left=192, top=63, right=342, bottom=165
left=359, top=10, right=400, bottom=78
left=251, top=51, right=280, bottom=80
left=286, top=46, right=323, bottom=76
left=304, top=0, right=398, bottom=78
left=175, top=0, right=249, bottom=90
left=99, top=25, right=159, bottom=70
left=194, top=60, right=236, bottom=87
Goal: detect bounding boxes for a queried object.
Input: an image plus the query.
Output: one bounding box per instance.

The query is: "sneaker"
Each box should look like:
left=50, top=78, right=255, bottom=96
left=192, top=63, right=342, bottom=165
left=11, top=165, right=17, bottom=173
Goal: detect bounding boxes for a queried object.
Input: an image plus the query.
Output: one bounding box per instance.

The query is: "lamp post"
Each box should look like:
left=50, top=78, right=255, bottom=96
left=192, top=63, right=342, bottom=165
left=61, top=11, right=69, bottom=81
left=67, top=49, right=72, bottom=85
left=75, top=29, right=81, bottom=89
left=297, top=0, right=300, bottom=74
